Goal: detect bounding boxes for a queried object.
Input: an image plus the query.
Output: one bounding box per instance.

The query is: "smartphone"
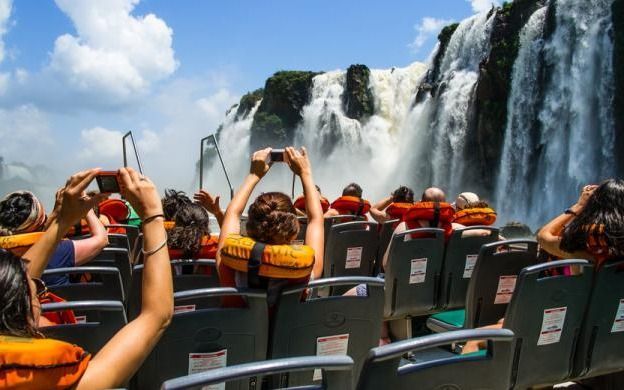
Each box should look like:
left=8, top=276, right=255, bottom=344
left=96, top=171, right=121, bottom=193
left=269, top=149, right=285, bottom=162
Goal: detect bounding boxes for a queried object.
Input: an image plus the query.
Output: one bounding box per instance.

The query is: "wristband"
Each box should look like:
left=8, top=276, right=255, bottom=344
left=141, top=231, right=168, bottom=257
left=564, top=208, right=577, bottom=216
left=142, top=213, right=165, bottom=225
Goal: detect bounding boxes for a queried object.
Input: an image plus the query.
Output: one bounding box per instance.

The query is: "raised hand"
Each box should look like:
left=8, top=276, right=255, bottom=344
left=285, top=146, right=312, bottom=177
left=250, top=148, right=272, bottom=178
left=194, top=190, right=221, bottom=215
left=118, top=167, right=163, bottom=220
left=575, top=184, right=598, bottom=211
left=55, top=169, right=107, bottom=230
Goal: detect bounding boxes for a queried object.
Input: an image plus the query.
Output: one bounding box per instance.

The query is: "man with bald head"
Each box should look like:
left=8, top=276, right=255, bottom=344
left=422, top=187, right=446, bottom=202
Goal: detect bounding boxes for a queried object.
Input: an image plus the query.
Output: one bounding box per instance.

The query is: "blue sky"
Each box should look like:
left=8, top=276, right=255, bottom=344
left=0, top=0, right=497, bottom=200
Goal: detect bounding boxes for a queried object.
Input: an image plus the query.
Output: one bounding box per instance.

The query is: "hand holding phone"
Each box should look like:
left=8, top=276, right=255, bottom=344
left=96, top=171, right=121, bottom=194
left=269, top=149, right=285, bottom=163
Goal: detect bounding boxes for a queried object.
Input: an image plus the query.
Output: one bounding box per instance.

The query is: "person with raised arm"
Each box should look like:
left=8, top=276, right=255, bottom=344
left=0, top=167, right=173, bottom=390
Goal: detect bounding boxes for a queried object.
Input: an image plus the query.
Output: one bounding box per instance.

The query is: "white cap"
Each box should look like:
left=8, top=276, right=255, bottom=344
left=454, top=192, right=479, bottom=210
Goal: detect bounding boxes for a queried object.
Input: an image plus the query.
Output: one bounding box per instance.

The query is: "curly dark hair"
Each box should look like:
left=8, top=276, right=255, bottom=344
left=0, top=192, right=35, bottom=235
left=168, top=203, right=211, bottom=257
left=392, top=186, right=414, bottom=203
left=560, top=179, right=624, bottom=256
left=0, top=249, right=41, bottom=338
left=246, top=192, right=300, bottom=245
left=342, top=183, right=363, bottom=198
left=162, top=189, right=192, bottom=220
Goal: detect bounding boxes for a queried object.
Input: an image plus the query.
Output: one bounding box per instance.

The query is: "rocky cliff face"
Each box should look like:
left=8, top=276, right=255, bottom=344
left=613, top=0, right=624, bottom=176
left=343, top=64, right=375, bottom=120
left=249, top=71, right=321, bottom=149
left=471, top=0, right=546, bottom=194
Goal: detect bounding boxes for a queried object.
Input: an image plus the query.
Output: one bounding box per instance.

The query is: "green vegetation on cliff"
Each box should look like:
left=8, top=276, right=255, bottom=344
left=235, top=88, right=264, bottom=120
left=250, top=70, right=321, bottom=148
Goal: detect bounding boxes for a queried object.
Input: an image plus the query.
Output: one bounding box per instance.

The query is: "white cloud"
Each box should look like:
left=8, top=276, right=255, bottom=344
left=467, top=0, right=499, bottom=13
left=0, top=0, right=12, bottom=64
left=409, top=17, right=455, bottom=53
left=50, top=0, right=178, bottom=100
left=79, top=126, right=124, bottom=160
left=0, top=105, right=53, bottom=163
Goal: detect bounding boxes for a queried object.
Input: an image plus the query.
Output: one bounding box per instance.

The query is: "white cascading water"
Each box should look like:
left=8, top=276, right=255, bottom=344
left=294, top=62, right=427, bottom=201
left=423, top=11, right=496, bottom=196
left=495, top=7, right=548, bottom=224
left=495, top=0, right=615, bottom=228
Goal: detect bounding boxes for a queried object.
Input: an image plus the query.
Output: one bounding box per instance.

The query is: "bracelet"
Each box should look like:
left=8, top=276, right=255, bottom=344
left=564, top=208, right=578, bottom=216
left=141, top=231, right=168, bottom=257
left=142, top=213, right=165, bottom=225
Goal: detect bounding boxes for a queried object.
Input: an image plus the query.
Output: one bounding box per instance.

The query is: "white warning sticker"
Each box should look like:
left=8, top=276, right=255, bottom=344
left=174, top=304, right=196, bottom=314
left=409, top=258, right=428, bottom=284
left=313, top=334, right=349, bottom=381
left=188, top=350, right=227, bottom=390
left=494, top=275, right=517, bottom=304
left=345, top=247, right=363, bottom=269
left=463, top=254, right=478, bottom=278
left=537, top=307, right=567, bottom=346
left=611, top=299, right=624, bottom=333
left=74, top=315, right=87, bottom=324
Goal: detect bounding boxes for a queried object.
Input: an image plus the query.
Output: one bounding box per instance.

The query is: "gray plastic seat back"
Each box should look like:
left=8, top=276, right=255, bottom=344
left=88, top=247, right=132, bottom=297
left=573, top=258, right=624, bottom=379
left=137, top=288, right=268, bottom=390
left=41, top=300, right=127, bottom=354
left=324, top=221, right=379, bottom=286
left=161, top=355, right=354, bottom=390
left=44, top=266, right=124, bottom=301
left=107, top=224, right=140, bottom=252
left=384, top=228, right=445, bottom=319
left=356, top=328, right=514, bottom=390
left=323, top=215, right=366, bottom=247
left=441, top=227, right=499, bottom=310
left=293, top=216, right=308, bottom=245
left=270, top=277, right=384, bottom=388
left=504, top=260, right=593, bottom=389
left=107, top=233, right=131, bottom=251
left=465, top=239, right=538, bottom=328
left=376, top=219, right=399, bottom=274
left=128, top=260, right=220, bottom=320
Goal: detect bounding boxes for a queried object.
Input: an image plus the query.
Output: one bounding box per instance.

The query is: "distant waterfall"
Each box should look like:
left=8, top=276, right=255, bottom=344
left=495, top=7, right=548, bottom=224
left=495, top=0, right=615, bottom=227
left=424, top=11, right=496, bottom=196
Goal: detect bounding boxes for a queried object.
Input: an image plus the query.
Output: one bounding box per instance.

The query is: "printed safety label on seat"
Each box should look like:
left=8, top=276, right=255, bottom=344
left=345, top=247, right=363, bottom=269
left=463, top=254, right=478, bottom=278
left=74, top=315, right=87, bottom=324
left=313, top=334, right=349, bottom=381
left=174, top=304, right=196, bottom=314
left=494, top=275, right=517, bottom=304
left=188, top=349, right=227, bottom=390
left=611, top=299, right=624, bottom=333
left=409, top=258, right=428, bottom=284
left=537, top=307, right=567, bottom=346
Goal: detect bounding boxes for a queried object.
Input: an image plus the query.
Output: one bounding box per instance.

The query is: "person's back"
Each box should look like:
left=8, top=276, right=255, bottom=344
left=325, top=182, right=371, bottom=218
left=369, top=185, right=415, bottom=224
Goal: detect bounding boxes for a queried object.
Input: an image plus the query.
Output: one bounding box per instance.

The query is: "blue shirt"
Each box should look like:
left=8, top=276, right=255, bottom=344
left=41, top=240, right=75, bottom=287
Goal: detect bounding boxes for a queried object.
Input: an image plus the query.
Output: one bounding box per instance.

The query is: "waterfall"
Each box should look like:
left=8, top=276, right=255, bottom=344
left=495, top=0, right=615, bottom=228
left=294, top=63, right=427, bottom=201
left=422, top=11, right=496, bottom=196
left=495, top=7, right=548, bottom=224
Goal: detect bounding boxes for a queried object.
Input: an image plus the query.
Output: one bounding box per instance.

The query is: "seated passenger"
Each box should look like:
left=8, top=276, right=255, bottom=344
left=293, top=185, right=330, bottom=216
left=0, top=191, right=108, bottom=286
left=451, top=191, right=480, bottom=211
left=162, top=189, right=192, bottom=221
left=168, top=202, right=217, bottom=260
left=369, top=185, right=415, bottom=224
left=324, top=182, right=371, bottom=219
left=0, top=168, right=173, bottom=389
left=217, top=147, right=324, bottom=307
left=452, top=200, right=497, bottom=227
left=538, top=180, right=624, bottom=268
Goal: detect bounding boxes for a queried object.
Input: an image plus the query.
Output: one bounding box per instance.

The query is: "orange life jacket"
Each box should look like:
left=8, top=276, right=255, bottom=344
left=402, top=202, right=455, bottom=240
left=452, top=207, right=497, bottom=226
left=386, top=202, right=414, bottom=220
left=168, top=235, right=219, bottom=260
left=293, top=196, right=330, bottom=213
left=39, top=292, right=77, bottom=326
left=0, top=232, right=45, bottom=256
left=0, top=336, right=91, bottom=389
left=330, top=196, right=371, bottom=216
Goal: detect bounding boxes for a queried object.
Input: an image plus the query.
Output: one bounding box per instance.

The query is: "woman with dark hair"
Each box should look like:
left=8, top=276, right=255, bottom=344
left=168, top=202, right=212, bottom=258
left=162, top=189, right=192, bottom=221
left=369, top=185, right=415, bottom=224
left=0, top=190, right=109, bottom=286
left=216, top=147, right=324, bottom=303
left=0, top=168, right=173, bottom=389
left=538, top=179, right=624, bottom=266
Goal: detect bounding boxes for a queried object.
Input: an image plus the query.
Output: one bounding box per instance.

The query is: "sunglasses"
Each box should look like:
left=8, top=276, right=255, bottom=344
left=32, top=278, right=48, bottom=298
